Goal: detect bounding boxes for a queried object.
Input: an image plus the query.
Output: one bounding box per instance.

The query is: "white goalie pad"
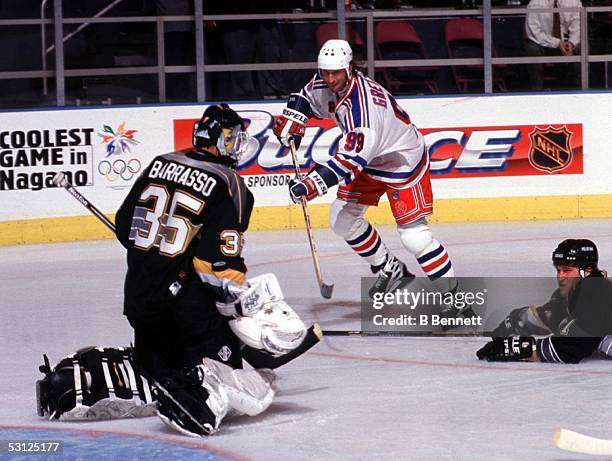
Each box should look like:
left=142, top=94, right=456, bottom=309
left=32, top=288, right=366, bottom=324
left=62, top=399, right=156, bottom=421
left=229, top=299, right=307, bottom=355
left=200, top=358, right=275, bottom=417
left=598, top=335, right=612, bottom=358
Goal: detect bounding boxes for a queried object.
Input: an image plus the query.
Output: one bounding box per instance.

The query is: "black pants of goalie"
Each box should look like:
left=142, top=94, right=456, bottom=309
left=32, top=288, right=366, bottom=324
left=127, top=280, right=242, bottom=380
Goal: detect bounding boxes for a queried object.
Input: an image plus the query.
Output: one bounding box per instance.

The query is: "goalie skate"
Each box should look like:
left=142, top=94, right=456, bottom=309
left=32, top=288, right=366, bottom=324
left=153, top=367, right=228, bottom=438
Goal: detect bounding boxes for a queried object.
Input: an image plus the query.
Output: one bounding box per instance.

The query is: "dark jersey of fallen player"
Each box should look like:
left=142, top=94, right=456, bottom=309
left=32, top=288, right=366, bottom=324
left=492, top=276, right=612, bottom=363
left=116, top=149, right=254, bottom=321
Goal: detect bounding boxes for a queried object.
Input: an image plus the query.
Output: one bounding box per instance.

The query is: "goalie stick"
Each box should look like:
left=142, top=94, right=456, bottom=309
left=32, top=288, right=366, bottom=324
left=554, top=428, right=612, bottom=456
left=52, top=172, right=116, bottom=233
left=322, top=330, right=480, bottom=337
left=242, top=324, right=322, bottom=369
left=288, top=139, right=334, bottom=300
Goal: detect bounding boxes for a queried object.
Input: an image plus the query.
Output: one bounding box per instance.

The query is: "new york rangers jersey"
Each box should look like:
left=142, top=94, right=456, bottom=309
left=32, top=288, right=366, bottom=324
left=299, top=70, right=427, bottom=188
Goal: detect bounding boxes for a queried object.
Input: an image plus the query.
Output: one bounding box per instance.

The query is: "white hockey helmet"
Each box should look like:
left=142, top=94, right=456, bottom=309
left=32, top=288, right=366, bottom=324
left=318, top=39, right=353, bottom=76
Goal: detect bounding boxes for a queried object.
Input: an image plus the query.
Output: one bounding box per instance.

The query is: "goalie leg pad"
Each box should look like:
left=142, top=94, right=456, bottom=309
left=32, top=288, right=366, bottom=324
left=201, top=358, right=275, bottom=417
left=36, top=347, right=155, bottom=421
left=229, top=300, right=307, bottom=355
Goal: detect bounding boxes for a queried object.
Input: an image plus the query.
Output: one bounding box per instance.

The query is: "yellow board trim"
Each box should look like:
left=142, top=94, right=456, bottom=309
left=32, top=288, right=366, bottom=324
left=2, top=194, right=612, bottom=246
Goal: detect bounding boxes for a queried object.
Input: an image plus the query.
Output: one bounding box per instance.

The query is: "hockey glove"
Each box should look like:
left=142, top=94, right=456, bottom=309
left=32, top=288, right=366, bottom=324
left=476, top=337, right=536, bottom=362
left=490, top=305, right=552, bottom=337
left=491, top=308, right=527, bottom=336
left=289, top=170, right=330, bottom=203
left=273, top=93, right=312, bottom=149
left=273, top=116, right=305, bottom=149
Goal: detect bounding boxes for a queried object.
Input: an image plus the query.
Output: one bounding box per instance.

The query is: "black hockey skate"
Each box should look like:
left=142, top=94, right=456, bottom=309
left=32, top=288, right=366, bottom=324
left=438, top=283, right=478, bottom=333
left=153, top=368, right=222, bottom=437
left=368, top=254, right=415, bottom=298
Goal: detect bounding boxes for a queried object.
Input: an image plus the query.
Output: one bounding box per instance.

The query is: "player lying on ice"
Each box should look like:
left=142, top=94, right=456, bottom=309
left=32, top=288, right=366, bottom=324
left=477, top=239, right=612, bottom=364
left=273, top=39, right=470, bottom=320
left=36, top=105, right=321, bottom=437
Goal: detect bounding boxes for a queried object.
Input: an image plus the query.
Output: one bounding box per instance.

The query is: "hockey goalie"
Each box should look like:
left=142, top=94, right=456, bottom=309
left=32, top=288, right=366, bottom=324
left=36, top=273, right=321, bottom=437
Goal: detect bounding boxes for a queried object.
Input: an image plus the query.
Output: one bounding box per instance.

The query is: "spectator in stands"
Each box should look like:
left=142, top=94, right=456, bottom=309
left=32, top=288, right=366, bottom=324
left=525, top=0, right=582, bottom=90
left=207, top=1, right=288, bottom=100
left=156, top=0, right=195, bottom=101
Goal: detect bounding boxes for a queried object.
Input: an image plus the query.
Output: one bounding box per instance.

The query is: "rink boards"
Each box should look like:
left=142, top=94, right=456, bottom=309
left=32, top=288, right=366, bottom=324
left=0, top=91, right=610, bottom=245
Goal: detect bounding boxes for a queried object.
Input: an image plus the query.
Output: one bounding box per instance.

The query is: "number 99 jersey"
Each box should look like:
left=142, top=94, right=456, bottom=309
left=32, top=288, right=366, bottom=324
left=299, top=70, right=428, bottom=189
left=115, top=149, right=254, bottom=320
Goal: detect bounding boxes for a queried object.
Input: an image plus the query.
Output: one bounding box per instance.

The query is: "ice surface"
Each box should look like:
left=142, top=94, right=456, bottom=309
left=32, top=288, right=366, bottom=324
left=1, top=219, right=611, bottom=460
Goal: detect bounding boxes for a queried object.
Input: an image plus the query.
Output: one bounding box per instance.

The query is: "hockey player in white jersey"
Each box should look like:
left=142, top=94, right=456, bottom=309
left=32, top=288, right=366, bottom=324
left=273, top=39, right=457, bottom=297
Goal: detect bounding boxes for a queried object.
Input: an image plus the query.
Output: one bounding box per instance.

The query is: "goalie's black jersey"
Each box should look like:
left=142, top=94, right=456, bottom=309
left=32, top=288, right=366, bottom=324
left=116, top=150, right=254, bottom=320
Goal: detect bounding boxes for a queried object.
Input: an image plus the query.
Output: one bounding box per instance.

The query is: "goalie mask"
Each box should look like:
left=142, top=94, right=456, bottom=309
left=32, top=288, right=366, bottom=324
left=193, top=104, right=249, bottom=167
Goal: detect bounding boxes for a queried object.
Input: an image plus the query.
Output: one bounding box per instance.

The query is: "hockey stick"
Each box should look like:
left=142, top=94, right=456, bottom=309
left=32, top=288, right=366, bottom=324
left=288, top=139, right=334, bottom=299
left=242, top=324, right=322, bottom=369
left=53, top=172, right=117, bottom=233
left=322, top=329, right=481, bottom=337
left=323, top=330, right=408, bottom=337
left=554, top=429, right=612, bottom=456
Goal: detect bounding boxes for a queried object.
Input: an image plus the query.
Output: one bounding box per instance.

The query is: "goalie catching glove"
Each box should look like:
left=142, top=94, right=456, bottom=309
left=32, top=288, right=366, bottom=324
left=476, top=337, right=536, bottom=362
left=215, top=273, right=307, bottom=356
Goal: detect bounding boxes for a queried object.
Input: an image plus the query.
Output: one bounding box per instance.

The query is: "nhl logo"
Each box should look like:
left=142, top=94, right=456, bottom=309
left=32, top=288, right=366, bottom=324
left=218, top=346, right=232, bottom=362
left=528, top=126, right=573, bottom=173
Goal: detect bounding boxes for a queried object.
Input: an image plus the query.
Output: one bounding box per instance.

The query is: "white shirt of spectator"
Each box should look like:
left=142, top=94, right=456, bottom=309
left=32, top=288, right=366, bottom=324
left=525, top=0, right=582, bottom=49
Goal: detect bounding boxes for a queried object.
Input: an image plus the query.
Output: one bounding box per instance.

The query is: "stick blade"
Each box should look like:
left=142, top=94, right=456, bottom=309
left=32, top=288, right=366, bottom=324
left=320, top=282, right=334, bottom=299
left=554, top=428, right=612, bottom=456
left=52, top=172, right=67, bottom=187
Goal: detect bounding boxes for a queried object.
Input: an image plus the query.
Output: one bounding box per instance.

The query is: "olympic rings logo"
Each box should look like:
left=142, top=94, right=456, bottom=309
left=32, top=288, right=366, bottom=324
left=97, top=158, right=141, bottom=181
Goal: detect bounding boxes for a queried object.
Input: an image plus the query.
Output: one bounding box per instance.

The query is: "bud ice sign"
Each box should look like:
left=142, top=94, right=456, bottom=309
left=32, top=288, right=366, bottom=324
left=172, top=111, right=583, bottom=180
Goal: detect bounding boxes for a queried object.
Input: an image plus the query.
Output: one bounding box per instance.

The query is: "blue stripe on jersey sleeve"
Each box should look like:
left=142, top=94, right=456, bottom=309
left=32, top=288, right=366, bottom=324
left=327, top=159, right=352, bottom=182
left=338, top=153, right=367, bottom=168
left=358, top=75, right=371, bottom=128
left=348, top=89, right=362, bottom=127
